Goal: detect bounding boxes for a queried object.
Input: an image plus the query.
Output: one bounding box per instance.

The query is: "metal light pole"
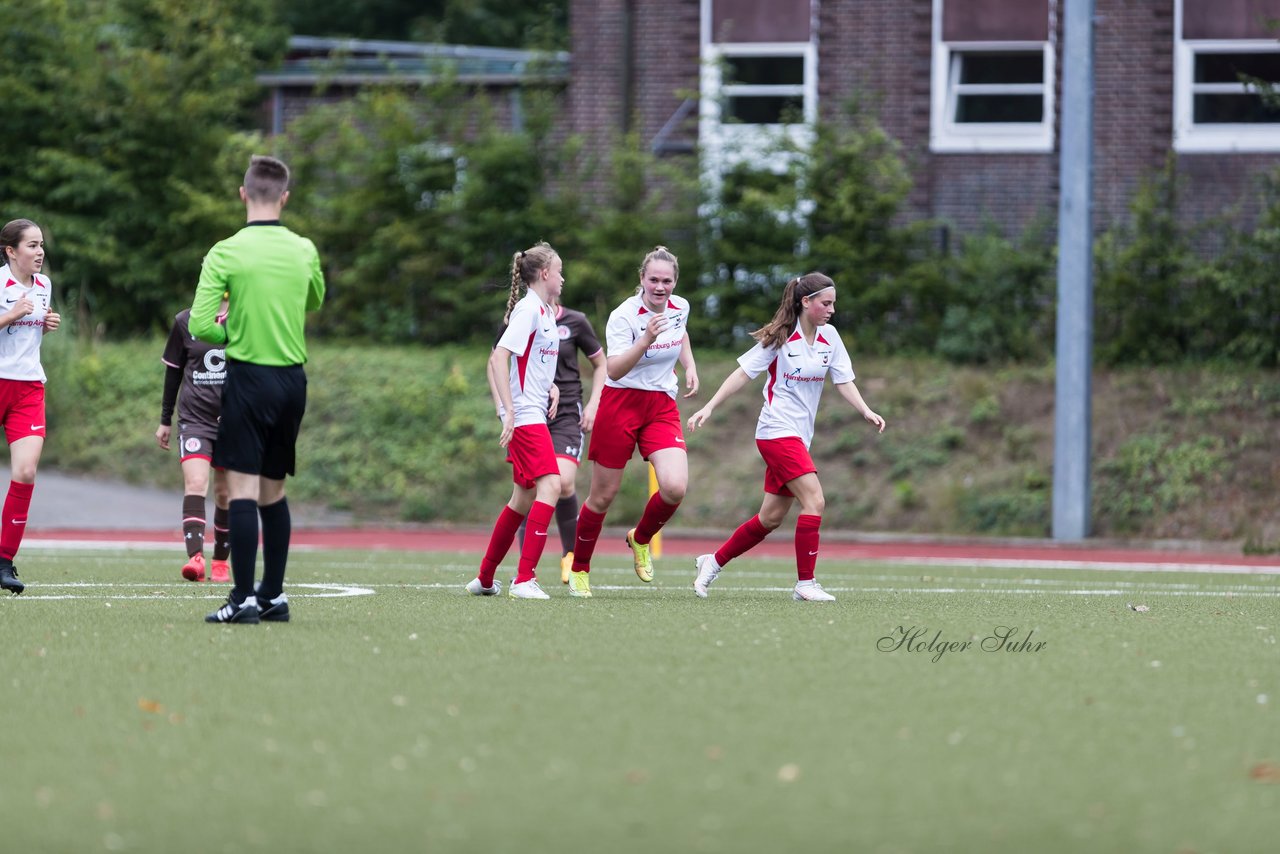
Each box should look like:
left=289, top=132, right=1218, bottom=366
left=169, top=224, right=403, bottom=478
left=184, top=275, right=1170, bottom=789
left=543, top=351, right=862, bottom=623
left=1052, top=0, right=1095, bottom=540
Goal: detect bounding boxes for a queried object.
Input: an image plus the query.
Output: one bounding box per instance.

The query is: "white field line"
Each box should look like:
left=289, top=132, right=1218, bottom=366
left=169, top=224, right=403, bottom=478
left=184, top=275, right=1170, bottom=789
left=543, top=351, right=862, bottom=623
left=880, top=557, right=1280, bottom=575
left=337, top=581, right=1280, bottom=598
left=9, top=582, right=374, bottom=601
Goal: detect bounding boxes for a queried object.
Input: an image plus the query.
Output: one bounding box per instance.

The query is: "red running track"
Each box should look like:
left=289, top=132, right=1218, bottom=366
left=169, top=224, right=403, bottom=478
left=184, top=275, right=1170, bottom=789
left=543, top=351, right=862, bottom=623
left=26, top=527, right=1280, bottom=572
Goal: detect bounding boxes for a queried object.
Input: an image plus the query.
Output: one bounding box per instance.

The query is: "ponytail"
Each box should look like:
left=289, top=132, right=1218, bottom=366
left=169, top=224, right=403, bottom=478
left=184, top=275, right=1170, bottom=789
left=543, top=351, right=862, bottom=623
left=504, top=242, right=559, bottom=324
left=751, top=272, right=836, bottom=350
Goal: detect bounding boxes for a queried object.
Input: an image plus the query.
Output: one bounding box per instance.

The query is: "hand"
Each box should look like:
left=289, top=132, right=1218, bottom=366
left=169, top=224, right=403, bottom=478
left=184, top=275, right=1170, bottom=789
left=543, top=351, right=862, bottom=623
left=42, top=310, right=60, bottom=332
left=642, top=313, right=670, bottom=343
left=687, top=405, right=713, bottom=432
left=498, top=412, right=515, bottom=448
left=580, top=400, right=598, bottom=433
left=547, top=384, right=560, bottom=421
left=682, top=365, right=699, bottom=398
left=864, top=409, right=886, bottom=433
left=155, top=425, right=171, bottom=450
left=9, top=297, right=34, bottom=319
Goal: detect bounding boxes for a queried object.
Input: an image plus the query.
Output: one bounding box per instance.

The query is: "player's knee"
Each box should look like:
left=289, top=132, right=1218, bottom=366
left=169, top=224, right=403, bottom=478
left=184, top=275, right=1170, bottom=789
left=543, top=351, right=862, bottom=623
left=659, top=482, right=687, bottom=504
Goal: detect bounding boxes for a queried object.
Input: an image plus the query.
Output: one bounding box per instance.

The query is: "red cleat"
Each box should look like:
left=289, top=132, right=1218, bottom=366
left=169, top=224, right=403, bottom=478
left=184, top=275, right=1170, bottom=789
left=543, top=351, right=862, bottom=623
left=209, top=559, right=230, bottom=584
left=181, top=553, right=206, bottom=582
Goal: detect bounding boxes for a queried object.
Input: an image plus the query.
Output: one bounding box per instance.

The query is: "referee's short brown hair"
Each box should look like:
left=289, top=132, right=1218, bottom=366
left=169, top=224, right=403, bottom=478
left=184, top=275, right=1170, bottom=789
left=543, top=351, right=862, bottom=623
left=243, top=155, right=290, bottom=203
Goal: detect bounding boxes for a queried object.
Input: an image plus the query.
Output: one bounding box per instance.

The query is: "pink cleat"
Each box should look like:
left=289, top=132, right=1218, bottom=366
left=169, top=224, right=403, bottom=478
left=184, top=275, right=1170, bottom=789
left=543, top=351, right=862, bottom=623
left=181, top=553, right=206, bottom=582
left=209, top=559, right=230, bottom=584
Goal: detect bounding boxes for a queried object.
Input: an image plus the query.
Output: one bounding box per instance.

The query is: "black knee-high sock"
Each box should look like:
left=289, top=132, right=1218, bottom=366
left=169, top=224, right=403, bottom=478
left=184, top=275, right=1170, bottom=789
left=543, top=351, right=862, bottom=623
left=258, top=498, right=291, bottom=601
left=555, top=494, right=579, bottom=555
left=228, top=499, right=259, bottom=603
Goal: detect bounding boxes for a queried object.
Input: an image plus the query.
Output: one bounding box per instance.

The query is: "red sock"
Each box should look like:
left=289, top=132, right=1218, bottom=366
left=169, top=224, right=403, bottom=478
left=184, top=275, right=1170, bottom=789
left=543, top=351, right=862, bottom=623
left=515, top=501, right=554, bottom=584
left=0, top=481, right=34, bottom=561
left=572, top=505, right=607, bottom=572
left=795, top=514, right=821, bottom=581
left=714, top=515, right=771, bottom=567
left=634, top=493, right=680, bottom=545
left=479, top=506, right=525, bottom=587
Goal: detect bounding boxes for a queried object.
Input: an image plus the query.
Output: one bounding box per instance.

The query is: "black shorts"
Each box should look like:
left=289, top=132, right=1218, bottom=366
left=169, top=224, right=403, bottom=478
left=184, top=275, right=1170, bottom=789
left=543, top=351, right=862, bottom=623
left=548, top=401, right=585, bottom=462
left=214, top=361, right=307, bottom=480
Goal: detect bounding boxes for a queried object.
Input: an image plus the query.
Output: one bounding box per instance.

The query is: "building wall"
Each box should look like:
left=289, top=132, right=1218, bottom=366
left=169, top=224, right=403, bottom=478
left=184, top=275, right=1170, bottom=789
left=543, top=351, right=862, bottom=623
left=569, top=0, right=1280, bottom=236
left=568, top=0, right=700, bottom=198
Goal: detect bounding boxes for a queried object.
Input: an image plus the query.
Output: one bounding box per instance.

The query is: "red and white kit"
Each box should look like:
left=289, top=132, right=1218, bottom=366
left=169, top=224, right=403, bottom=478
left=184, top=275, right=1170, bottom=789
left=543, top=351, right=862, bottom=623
left=738, top=321, right=855, bottom=448
left=0, top=265, right=52, bottom=383
left=603, top=293, right=690, bottom=397
left=497, top=291, right=560, bottom=426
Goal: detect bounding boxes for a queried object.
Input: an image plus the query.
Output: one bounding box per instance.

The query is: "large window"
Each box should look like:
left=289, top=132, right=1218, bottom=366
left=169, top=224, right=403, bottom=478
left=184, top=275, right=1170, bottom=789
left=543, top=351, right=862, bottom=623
left=931, top=0, right=1055, bottom=153
left=720, top=52, right=807, bottom=125
left=700, top=0, right=816, bottom=172
left=1175, top=0, right=1280, bottom=151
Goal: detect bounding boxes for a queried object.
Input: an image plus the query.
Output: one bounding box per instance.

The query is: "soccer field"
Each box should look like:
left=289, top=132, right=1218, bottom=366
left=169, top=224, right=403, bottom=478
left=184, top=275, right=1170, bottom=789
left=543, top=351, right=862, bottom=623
left=3, top=545, right=1279, bottom=853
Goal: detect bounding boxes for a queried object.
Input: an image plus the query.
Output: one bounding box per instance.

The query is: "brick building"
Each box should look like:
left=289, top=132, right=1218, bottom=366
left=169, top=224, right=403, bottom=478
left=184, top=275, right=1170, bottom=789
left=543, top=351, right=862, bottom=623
left=567, top=0, right=1280, bottom=234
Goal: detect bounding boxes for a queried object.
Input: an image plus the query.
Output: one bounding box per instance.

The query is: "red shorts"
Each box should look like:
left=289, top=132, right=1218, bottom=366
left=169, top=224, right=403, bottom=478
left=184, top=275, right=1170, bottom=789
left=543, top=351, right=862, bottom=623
left=588, top=386, right=685, bottom=469
left=756, top=437, right=816, bottom=497
left=507, top=424, right=559, bottom=489
left=0, top=379, right=46, bottom=444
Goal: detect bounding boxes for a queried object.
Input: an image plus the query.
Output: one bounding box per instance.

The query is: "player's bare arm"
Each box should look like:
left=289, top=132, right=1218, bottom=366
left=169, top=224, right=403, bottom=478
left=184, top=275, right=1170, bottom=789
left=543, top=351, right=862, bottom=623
left=835, top=381, right=886, bottom=433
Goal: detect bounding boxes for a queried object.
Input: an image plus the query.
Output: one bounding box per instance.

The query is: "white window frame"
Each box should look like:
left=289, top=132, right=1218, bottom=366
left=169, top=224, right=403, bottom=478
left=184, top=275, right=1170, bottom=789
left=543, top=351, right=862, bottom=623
left=930, top=0, right=1056, bottom=153
left=1173, top=6, right=1280, bottom=154
left=699, top=0, right=817, bottom=174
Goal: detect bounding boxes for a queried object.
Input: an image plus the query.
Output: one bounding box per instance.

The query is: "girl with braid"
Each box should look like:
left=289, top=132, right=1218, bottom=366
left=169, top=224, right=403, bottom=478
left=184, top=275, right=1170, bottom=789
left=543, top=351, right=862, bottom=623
left=568, top=246, right=699, bottom=596
left=0, top=219, right=62, bottom=596
left=467, top=242, right=564, bottom=600
left=686, top=273, right=884, bottom=602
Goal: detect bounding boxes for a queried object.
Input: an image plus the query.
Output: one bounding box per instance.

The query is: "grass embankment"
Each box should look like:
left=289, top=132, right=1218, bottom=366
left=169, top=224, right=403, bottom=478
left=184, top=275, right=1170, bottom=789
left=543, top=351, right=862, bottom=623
left=39, top=335, right=1280, bottom=546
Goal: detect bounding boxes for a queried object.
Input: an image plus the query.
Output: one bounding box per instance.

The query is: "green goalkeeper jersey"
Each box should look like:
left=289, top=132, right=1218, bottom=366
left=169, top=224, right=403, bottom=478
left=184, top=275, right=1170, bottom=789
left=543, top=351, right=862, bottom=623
left=190, top=222, right=325, bottom=366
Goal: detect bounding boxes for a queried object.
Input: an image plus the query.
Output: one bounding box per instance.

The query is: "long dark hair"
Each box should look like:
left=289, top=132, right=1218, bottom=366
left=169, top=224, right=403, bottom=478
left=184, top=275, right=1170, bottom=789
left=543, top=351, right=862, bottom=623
left=0, top=219, right=40, bottom=267
left=751, top=273, right=835, bottom=350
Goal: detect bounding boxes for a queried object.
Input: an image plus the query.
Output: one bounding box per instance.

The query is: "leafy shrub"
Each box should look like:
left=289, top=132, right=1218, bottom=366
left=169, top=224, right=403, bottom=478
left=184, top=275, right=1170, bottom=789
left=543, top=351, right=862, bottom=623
left=1094, top=434, right=1227, bottom=532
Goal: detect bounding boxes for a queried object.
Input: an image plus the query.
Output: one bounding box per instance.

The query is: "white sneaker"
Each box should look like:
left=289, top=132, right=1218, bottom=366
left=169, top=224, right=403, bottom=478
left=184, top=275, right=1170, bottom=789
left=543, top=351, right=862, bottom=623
left=693, top=554, right=721, bottom=598
left=508, top=579, right=550, bottom=600
left=793, top=580, right=836, bottom=602
left=465, top=577, right=502, bottom=596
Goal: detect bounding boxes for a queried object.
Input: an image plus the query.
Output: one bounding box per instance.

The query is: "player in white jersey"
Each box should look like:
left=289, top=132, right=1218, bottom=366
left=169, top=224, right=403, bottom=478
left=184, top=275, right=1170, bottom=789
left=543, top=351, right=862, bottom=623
left=569, top=246, right=700, bottom=591
left=687, top=273, right=885, bottom=602
left=0, top=219, right=62, bottom=595
left=467, top=242, right=564, bottom=600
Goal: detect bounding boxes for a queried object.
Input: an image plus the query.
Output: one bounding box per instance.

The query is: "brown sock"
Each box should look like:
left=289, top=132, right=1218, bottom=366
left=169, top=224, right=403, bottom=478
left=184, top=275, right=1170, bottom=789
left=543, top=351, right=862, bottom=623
left=182, top=494, right=205, bottom=558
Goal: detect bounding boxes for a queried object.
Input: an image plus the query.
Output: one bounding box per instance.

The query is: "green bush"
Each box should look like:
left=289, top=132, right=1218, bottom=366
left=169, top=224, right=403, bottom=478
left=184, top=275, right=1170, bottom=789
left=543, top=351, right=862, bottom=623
left=1094, top=434, right=1227, bottom=533
left=934, top=221, right=1056, bottom=364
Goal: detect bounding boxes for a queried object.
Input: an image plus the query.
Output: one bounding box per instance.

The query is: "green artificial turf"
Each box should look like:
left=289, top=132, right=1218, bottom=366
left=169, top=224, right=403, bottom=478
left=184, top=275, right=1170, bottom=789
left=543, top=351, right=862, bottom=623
left=2, top=547, right=1278, bottom=853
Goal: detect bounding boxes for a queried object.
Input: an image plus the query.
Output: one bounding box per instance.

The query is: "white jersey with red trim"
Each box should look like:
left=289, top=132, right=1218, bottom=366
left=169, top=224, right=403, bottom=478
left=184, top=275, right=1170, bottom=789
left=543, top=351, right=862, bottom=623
left=737, top=322, right=855, bottom=448
left=496, top=291, right=559, bottom=427
left=603, top=293, right=690, bottom=397
left=0, top=265, right=52, bottom=382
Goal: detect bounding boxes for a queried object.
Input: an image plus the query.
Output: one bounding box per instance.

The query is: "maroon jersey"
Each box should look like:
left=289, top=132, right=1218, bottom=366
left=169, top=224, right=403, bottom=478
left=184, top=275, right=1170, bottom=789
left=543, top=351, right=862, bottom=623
left=161, top=309, right=225, bottom=429
left=552, top=305, right=602, bottom=407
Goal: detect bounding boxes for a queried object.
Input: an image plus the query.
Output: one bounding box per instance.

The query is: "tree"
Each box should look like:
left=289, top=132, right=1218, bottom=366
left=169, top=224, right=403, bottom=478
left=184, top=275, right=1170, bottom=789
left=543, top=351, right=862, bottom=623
left=0, top=0, right=286, bottom=333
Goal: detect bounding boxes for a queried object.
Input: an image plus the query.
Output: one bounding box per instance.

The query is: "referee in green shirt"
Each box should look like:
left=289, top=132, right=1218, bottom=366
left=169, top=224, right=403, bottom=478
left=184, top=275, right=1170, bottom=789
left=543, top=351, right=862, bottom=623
left=191, top=155, right=326, bottom=625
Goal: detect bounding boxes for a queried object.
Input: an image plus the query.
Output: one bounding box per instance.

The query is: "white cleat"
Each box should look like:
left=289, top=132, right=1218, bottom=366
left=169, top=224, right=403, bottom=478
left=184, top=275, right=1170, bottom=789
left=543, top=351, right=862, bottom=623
left=465, top=577, right=502, bottom=596
left=508, top=579, right=551, bottom=600
left=793, top=580, right=836, bottom=602
left=693, top=553, right=722, bottom=598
